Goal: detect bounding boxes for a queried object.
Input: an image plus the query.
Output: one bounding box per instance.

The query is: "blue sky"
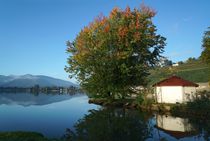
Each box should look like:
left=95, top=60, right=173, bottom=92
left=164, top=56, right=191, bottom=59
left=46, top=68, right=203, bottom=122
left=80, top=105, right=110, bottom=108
left=0, top=0, right=209, bottom=83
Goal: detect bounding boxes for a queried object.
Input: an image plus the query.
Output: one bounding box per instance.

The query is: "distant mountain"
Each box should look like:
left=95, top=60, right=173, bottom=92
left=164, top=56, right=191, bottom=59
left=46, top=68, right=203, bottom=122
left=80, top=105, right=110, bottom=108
left=0, top=93, right=80, bottom=106
left=0, top=75, right=16, bottom=85
left=0, top=74, right=77, bottom=88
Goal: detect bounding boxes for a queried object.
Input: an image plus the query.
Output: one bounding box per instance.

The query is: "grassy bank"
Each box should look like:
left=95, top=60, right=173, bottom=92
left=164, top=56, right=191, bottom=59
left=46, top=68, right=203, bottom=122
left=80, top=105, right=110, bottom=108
left=148, top=60, right=210, bottom=86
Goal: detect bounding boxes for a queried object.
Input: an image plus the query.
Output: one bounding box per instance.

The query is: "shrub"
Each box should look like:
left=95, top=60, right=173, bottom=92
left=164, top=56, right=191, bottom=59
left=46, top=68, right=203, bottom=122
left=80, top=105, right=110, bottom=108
left=186, top=91, right=210, bottom=112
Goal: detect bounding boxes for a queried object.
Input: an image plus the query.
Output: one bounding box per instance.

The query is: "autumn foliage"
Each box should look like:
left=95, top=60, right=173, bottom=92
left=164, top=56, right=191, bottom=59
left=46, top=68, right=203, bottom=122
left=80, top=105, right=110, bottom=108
left=65, top=5, right=166, bottom=98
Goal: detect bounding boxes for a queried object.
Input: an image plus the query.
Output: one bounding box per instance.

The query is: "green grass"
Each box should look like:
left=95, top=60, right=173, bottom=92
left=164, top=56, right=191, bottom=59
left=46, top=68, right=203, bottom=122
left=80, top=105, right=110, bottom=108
left=148, top=60, right=210, bottom=86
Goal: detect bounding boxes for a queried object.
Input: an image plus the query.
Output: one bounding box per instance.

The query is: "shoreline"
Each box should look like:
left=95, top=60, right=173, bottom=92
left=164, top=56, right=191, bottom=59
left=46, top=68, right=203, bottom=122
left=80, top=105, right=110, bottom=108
left=89, top=98, right=171, bottom=111
left=89, top=98, right=210, bottom=118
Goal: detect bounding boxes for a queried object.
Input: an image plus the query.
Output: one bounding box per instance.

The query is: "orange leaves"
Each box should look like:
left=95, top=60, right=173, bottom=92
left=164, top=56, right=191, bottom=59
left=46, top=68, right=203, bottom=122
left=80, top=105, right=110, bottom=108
left=140, top=4, right=156, bottom=17
left=66, top=4, right=166, bottom=97
left=124, top=6, right=131, bottom=18
left=74, top=5, right=158, bottom=61
left=94, top=14, right=107, bottom=27
left=134, top=32, right=141, bottom=41
left=135, top=19, right=141, bottom=30
left=104, top=24, right=110, bottom=33
left=109, top=7, right=120, bottom=19
left=118, top=27, right=128, bottom=38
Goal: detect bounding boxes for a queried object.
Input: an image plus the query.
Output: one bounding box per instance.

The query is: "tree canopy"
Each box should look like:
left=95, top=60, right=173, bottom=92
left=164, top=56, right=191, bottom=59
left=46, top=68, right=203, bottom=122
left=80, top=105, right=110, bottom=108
left=201, top=27, right=210, bottom=64
left=65, top=5, right=166, bottom=99
left=201, top=27, right=210, bottom=83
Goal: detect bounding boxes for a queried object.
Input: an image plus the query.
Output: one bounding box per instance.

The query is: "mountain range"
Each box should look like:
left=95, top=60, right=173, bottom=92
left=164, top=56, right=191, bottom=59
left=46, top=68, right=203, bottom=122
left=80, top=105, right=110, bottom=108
left=0, top=74, right=76, bottom=88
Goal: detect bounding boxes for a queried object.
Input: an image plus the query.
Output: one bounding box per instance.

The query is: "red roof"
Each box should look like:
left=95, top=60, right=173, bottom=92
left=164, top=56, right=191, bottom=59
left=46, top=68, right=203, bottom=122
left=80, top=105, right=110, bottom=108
left=153, top=75, right=199, bottom=87
left=156, top=126, right=198, bottom=139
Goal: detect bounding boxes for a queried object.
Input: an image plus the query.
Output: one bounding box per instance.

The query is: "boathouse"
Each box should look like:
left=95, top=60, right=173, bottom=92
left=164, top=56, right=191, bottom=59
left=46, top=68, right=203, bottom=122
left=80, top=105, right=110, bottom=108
left=153, top=76, right=199, bottom=103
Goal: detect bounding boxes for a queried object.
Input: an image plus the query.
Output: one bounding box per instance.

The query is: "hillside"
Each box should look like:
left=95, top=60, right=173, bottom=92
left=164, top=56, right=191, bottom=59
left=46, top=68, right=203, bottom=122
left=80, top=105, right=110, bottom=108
left=148, top=60, right=210, bottom=86
left=0, top=74, right=76, bottom=88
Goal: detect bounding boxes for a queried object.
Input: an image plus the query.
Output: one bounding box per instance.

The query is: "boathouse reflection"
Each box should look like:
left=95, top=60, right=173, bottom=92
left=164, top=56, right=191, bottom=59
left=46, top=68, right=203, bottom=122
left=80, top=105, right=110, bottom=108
left=156, top=114, right=197, bottom=139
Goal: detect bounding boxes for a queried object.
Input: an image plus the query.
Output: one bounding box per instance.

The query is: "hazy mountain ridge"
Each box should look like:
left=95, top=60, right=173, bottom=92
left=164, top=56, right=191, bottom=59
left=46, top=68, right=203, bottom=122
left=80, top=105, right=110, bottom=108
left=0, top=74, right=76, bottom=88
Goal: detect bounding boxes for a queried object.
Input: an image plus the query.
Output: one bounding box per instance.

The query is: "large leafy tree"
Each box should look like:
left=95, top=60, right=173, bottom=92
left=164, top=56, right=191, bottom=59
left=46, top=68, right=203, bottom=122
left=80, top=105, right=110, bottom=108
left=201, top=27, right=210, bottom=63
left=201, top=27, right=210, bottom=83
left=65, top=5, right=166, bottom=99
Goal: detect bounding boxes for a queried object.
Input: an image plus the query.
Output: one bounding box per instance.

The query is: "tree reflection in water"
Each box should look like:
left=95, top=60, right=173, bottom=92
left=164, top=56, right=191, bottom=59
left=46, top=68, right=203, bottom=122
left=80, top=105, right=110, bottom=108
left=62, top=108, right=210, bottom=141
left=66, top=108, right=152, bottom=141
left=186, top=116, right=210, bottom=140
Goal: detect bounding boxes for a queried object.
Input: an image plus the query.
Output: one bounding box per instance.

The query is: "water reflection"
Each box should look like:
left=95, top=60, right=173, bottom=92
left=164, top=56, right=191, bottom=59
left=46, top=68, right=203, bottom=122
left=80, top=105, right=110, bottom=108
left=68, top=109, right=210, bottom=141
left=184, top=115, right=210, bottom=140
left=0, top=93, right=98, bottom=138
left=152, top=114, right=210, bottom=141
left=0, top=92, right=77, bottom=106
left=0, top=93, right=210, bottom=140
left=71, top=108, right=153, bottom=141
left=155, top=114, right=197, bottom=140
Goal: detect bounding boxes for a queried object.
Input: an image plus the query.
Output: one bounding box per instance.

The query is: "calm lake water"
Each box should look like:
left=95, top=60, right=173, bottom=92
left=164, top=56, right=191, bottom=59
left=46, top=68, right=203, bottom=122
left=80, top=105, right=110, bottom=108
left=0, top=93, right=209, bottom=141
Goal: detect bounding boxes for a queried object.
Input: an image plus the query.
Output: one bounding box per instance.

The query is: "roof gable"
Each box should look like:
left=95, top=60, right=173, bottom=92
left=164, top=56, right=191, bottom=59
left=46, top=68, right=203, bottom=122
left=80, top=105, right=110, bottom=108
left=153, top=76, right=199, bottom=87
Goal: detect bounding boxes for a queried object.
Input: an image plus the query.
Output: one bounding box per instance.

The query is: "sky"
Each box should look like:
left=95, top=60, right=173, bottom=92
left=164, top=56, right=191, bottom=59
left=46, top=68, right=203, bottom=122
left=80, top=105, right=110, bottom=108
left=0, top=0, right=209, bottom=83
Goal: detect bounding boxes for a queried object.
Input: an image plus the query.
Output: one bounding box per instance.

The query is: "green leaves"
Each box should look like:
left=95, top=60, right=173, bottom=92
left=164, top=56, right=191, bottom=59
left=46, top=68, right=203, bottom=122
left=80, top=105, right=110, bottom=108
left=201, top=27, right=210, bottom=64
left=65, top=5, right=166, bottom=99
left=201, top=27, right=210, bottom=83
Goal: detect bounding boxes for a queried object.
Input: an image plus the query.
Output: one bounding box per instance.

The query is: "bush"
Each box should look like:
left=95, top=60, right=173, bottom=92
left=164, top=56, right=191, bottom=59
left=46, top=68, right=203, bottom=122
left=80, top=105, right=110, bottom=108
left=186, top=91, right=210, bottom=113
left=133, top=94, right=144, bottom=106
left=133, top=90, right=155, bottom=107
left=142, top=98, right=154, bottom=106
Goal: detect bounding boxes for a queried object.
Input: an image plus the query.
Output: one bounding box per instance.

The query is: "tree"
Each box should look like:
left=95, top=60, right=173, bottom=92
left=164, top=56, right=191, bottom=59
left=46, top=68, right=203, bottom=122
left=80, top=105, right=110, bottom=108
left=178, top=61, right=184, bottom=65
left=186, top=57, right=196, bottom=63
left=65, top=5, right=166, bottom=99
left=157, top=57, right=172, bottom=67
left=201, top=27, right=210, bottom=64
left=201, top=27, right=210, bottom=83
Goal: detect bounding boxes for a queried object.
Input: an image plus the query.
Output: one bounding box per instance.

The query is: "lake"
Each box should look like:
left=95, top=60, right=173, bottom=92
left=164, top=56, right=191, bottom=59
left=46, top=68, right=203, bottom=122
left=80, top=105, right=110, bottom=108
left=0, top=93, right=209, bottom=141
